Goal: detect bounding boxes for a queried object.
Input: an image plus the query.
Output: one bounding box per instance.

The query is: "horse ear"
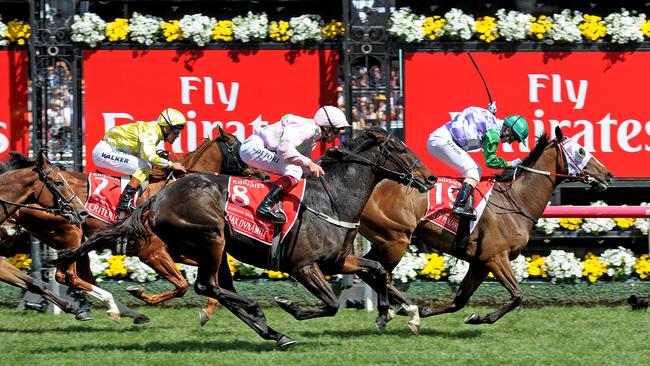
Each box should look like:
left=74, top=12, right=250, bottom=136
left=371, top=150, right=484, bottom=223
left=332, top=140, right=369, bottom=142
left=217, top=124, right=225, bottom=137
left=555, top=126, right=564, bottom=140
left=36, top=151, right=50, bottom=168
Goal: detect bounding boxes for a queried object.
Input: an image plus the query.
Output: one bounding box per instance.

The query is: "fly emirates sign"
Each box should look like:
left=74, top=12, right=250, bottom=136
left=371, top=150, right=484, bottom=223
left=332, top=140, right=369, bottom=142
left=83, top=49, right=338, bottom=173
left=404, top=51, right=650, bottom=178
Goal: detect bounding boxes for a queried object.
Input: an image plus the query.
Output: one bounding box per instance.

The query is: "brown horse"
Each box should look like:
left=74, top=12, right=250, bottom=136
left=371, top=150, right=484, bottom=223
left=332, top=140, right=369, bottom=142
left=55, top=128, right=437, bottom=347
left=13, top=127, right=265, bottom=323
left=355, top=127, right=613, bottom=332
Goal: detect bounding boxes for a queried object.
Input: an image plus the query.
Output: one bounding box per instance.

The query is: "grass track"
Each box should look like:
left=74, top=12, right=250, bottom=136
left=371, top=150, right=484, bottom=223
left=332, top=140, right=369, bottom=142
left=0, top=306, right=648, bottom=366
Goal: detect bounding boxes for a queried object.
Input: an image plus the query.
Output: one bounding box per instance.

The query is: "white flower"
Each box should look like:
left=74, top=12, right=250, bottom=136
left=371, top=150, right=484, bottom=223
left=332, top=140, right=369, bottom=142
left=392, top=245, right=427, bottom=283
left=443, top=8, right=476, bottom=41
left=0, top=18, right=7, bottom=46
left=634, top=202, right=650, bottom=234
left=179, top=264, right=198, bottom=284
left=444, top=254, right=469, bottom=284
left=543, top=250, right=583, bottom=283
left=605, top=8, right=646, bottom=44
left=512, top=255, right=530, bottom=282
left=496, top=9, right=532, bottom=41
left=536, top=217, right=561, bottom=234
left=600, top=246, right=636, bottom=280
left=71, top=13, right=106, bottom=47
left=388, top=7, right=425, bottom=43
left=122, top=256, right=158, bottom=282
left=545, top=9, right=582, bottom=44
left=179, top=14, right=216, bottom=46
left=129, top=12, right=162, bottom=45
left=232, top=11, right=268, bottom=43
left=288, top=14, right=324, bottom=44
left=88, top=249, right=111, bottom=281
left=582, top=200, right=616, bottom=234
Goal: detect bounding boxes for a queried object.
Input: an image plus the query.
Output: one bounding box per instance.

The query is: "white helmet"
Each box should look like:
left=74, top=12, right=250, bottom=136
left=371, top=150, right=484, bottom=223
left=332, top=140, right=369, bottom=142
left=313, top=106, right=350, bottom=129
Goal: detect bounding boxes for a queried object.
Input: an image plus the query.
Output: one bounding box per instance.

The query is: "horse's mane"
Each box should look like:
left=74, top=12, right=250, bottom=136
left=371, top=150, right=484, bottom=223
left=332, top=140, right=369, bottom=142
left=183, top=138, right=214, bottom=167
left=320, top=128, right=383, bottom=167
left=494, top=133, right=550, bottom=182
left=0, top=152, right=35, bottom=174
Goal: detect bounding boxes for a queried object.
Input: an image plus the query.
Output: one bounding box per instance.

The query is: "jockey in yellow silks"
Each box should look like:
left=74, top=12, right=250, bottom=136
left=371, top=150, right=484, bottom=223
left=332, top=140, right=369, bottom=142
left=91, top=108, right=188, bottom=214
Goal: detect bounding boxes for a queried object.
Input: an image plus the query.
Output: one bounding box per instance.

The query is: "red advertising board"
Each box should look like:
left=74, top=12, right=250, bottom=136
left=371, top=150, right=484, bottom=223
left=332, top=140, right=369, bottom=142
left=83, top=49, right=338, bottom=174
left=0, top=50, right=29, bottom=159
left=404, top=51, right=650, bottom=178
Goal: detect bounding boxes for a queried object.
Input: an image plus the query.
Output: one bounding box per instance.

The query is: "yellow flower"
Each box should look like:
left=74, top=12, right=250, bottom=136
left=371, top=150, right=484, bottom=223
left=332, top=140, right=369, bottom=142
left=578, top=14, right=606, bottom=42
left=5, top=19, right=31, bottom=45
left=419, top=253, right=447, bottom=280
left=106, top=18, right=130, bottom=42
left=582, top=252, right=607, bottom=283
left=161, top=20, right=183, bottom=42
left=227, top=254, right=237, bottom=277
left=527, top=255, right=547, bottom=278
left=265, top=270, right=289, bottom=279
left=7, top=254, right=31, bottom=271
left=212, top=20, right=233, bottom=42
left=322, top=19, right=344, bottom=39
left=559, top=217, right=583, bottom=231
left=530, top=15, right=551, bottom=40
left=105, top=255, right=128, bottom=278
left=614, top=217, right=635, bottom=229
left=635, top=254, right=650, bottom=280
left=269, top=20, right=290, bottom=42
left=642, top=20, right=650, bottom=38
left=475, top=16, right=499, bottom=43
left=422, top=16, right=445, bottom=41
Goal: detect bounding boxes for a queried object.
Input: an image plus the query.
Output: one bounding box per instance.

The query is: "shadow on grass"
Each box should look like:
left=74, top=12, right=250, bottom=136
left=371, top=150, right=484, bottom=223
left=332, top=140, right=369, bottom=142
left=0, top=324, right=176, bottom=334
left=37, top=340, right=280, bottom=353
left=297, top=327, right=482, bottom=339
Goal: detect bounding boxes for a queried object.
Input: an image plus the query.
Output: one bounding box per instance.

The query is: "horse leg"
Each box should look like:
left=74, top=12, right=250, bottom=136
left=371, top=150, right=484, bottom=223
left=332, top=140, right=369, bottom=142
left=0, top=259, right=91, bottom=321
left=125, top=239, right=190, bottom=305
left=192, top=234, right=295, bottom=348
left=199, top=298, right=220, bottom=327
left=464, top=255, right=523, bottom=324
left=419, top=262, right=489, bottom=321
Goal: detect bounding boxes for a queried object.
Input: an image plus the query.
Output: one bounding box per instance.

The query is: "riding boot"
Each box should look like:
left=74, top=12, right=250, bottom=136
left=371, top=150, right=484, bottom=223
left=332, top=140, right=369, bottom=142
left=257, top=185, right=287, bottom=224
left=452, top=183, right=477, bottom=221
left=116, top=184, right=138, bottom=214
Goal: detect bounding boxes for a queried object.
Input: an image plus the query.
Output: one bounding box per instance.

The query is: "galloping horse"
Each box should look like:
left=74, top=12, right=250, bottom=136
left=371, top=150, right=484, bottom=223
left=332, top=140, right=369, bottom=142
left=0, top=151, right=90, bottom=320
left=357, top=127, right=612, bottom=332
left=56, top=128, right=436, bottom=347
left=13, top=127, right=266, bottom=322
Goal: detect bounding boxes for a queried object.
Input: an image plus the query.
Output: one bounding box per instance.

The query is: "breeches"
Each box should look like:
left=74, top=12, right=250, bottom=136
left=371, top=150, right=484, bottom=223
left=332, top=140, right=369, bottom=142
left=427, top=127, right=481, bottom=182
left=92, top=140, right=151, bottom=182
left=239, top=135, right=304, bottom=180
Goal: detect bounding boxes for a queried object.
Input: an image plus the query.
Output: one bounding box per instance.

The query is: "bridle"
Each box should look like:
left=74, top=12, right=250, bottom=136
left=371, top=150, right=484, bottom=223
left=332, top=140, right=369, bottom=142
left=0, top=164, right=86, bottom=224
left=214, top=136, right=246, bottom=176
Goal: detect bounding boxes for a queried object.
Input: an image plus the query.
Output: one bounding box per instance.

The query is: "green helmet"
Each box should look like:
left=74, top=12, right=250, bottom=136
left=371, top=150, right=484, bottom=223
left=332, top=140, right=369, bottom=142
left=503, top=115, right=528, bottom=146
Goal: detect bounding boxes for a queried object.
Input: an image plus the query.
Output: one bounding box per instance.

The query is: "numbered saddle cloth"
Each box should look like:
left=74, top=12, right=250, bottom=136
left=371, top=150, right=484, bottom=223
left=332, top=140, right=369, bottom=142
left=420, top=177, right=495, bottom=235
left=85, top=172, right=140, bottom=223
left=225, top=176, right=306, bottom=245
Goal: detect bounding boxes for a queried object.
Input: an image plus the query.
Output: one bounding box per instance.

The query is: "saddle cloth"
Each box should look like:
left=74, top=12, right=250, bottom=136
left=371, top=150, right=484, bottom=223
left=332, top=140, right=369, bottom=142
left=421, top=177, right=495, bottom=235
left=225, top=176, right=306, bottom=245
left=85, top=172, right=142, bottom=223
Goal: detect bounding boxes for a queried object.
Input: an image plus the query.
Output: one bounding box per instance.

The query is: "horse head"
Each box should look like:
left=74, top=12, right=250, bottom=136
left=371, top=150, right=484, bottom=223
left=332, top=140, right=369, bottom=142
left=328, top=127, right=436, bottom=193
left=554, top=126, right=613, bottom=192
left=216, top=125, right=269, bottom=180
left=35, top=151, right=89, bottom=225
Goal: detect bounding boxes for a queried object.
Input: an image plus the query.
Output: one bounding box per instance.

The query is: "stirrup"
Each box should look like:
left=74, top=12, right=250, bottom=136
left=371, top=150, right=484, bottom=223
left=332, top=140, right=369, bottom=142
left=257, top=207, right=286, bottom=224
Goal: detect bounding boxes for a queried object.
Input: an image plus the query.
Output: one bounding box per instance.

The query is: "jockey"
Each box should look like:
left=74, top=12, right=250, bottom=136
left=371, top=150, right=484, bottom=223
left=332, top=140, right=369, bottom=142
left=240, top=106, right=349, bottom=224
left=92, top=108, right=188, bottom=214
left=427, top=105, right=529, bottom=220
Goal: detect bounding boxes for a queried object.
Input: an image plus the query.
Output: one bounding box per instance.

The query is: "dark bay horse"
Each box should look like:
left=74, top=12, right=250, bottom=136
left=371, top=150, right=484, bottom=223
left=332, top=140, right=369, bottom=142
left=13, top=127, right=266, bottom=323
left=55, top=128, right=437, bottom=347
left=358, top=127, right=613, bottom=332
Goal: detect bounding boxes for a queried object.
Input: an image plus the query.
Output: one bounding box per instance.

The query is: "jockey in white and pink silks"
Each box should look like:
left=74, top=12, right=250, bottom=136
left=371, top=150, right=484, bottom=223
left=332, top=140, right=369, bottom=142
left=239, top=106, right=350, bottom=223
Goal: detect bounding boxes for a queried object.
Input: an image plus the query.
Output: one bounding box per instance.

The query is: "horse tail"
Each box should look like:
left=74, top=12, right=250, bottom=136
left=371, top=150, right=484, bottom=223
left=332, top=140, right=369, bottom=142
left=50, top=197, right=156, bottom=266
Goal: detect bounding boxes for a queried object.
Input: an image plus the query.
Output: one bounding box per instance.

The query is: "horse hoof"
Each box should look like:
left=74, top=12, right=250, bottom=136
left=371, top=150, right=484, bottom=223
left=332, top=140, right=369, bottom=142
left=274, top=296, right=291, bottom=305
left=407, top=320, right=420, bottom=335
left=375, top=319, right=387, bottom=335
left=107, top=311, right=121, bottom=323
left=276, top=335, right=297, bottom=349
left=75, top=311, right=93, bottom=321
left=126, top=285, right=144, bottom=297
left=198, top=309, right=210, bottom=327
left=387, top=308, right=395, bottom=322
left=464, top=312, right=480, bottom=324
left=133, top=314, right=151, bottom=325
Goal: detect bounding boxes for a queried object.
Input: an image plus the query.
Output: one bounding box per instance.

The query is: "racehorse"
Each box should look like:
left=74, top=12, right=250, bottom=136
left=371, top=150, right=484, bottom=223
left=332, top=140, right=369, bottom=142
left=357, top=127, right=613, bottom=332
left=0, top=151, right=90, bottom=321
left=13, top=127, right=266, bottom=323
left=55, top=127, right=437, bottom=348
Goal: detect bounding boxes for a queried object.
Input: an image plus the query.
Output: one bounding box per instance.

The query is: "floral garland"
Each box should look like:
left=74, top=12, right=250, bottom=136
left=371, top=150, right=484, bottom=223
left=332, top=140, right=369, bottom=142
left=535, top=201, right=648, bottom=235
left=0, top=18, right=31, bottom=45
left=388, top=7, right=650, bottom=44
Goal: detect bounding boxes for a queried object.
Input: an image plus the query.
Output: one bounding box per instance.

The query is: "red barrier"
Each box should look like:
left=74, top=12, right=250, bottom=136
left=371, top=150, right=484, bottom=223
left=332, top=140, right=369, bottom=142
left=542, top=206, right=650, bottom=218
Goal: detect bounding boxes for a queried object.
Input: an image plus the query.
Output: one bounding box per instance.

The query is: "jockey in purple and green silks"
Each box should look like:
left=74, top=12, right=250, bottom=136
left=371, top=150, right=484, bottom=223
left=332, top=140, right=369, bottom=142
left=92, top=108, right=188, bottom=214
left=239, top=106, right=350, bottom=224
left=427, top=106, right=529, bottom=220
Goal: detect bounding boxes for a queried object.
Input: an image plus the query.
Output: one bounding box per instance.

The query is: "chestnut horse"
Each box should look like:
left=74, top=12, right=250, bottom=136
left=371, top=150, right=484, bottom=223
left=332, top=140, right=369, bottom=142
left=55, top=128, right=437, bottom=347
left=356, top=127, right=613, bottom=332
left=14, top=127, right=265, bottom=323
